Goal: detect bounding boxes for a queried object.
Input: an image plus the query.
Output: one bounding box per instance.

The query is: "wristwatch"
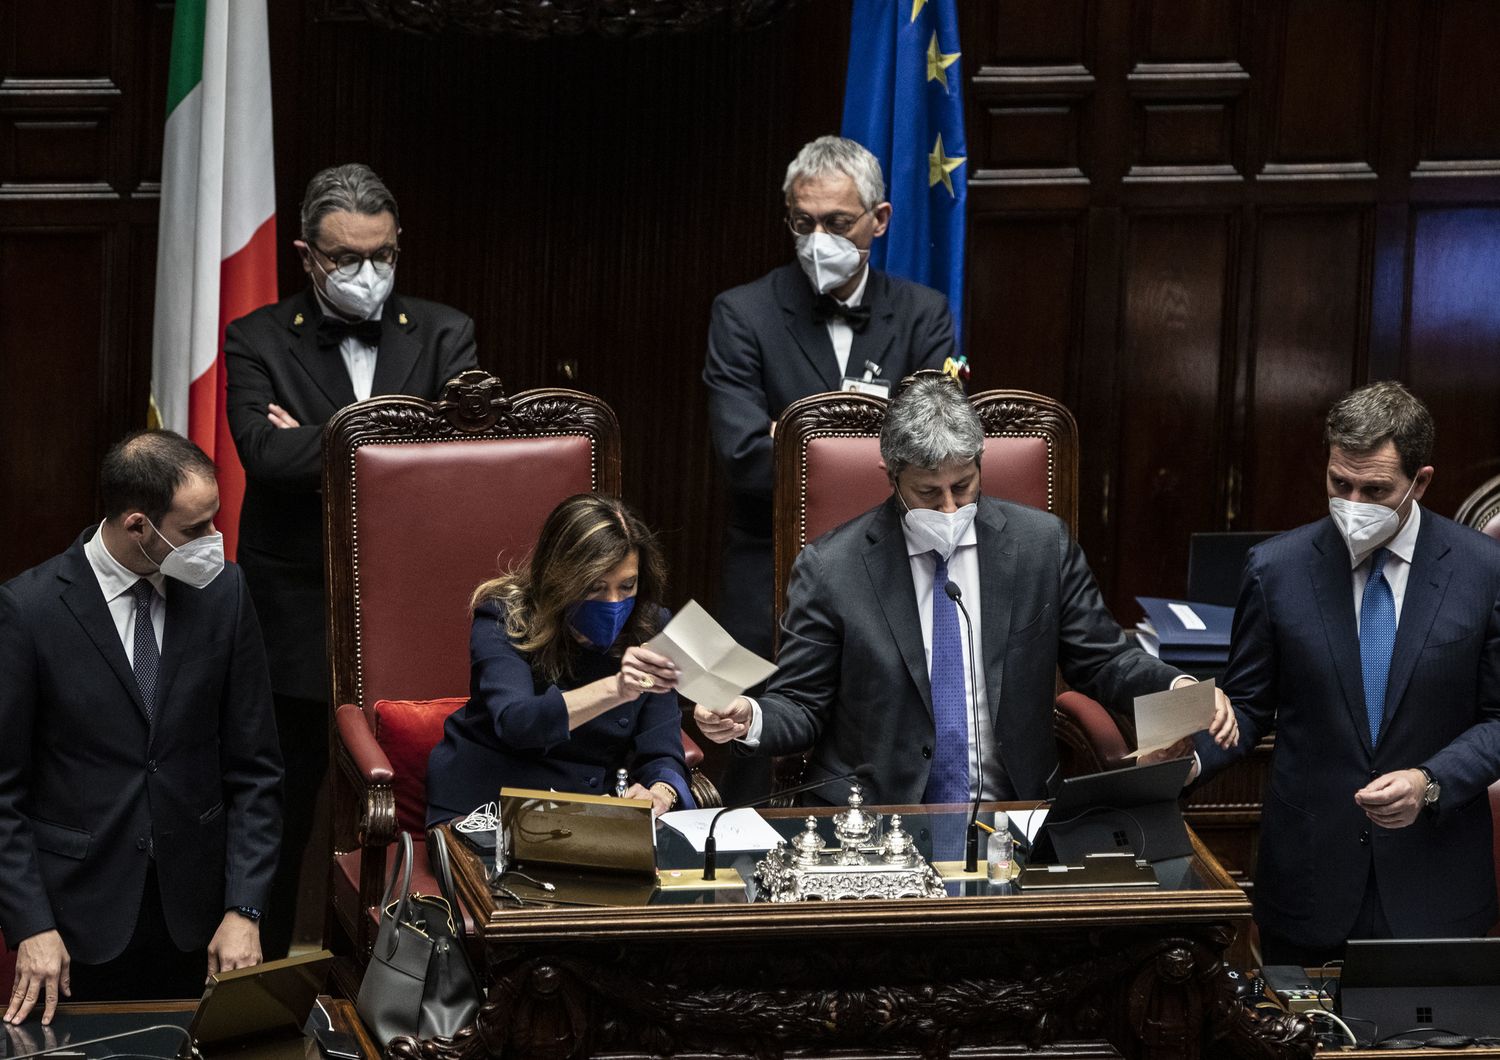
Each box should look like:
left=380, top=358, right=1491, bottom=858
left=231, top=905, right=263, bottom=921
left=1418, top=767, right=1441, bottom=812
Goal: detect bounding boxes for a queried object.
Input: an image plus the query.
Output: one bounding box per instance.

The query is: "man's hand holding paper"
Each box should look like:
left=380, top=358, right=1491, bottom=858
left=1134, top=678, right=1239, bottom=782
left=645, top=601, right=774, bottom=727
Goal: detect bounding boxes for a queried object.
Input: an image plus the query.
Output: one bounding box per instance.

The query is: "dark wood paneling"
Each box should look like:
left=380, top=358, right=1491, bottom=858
left=1417, top=0, right=1500, bottom=168
left=1262, top=0, right=1378, bottom=171
left=1134, top=0, right=1243, bottom=63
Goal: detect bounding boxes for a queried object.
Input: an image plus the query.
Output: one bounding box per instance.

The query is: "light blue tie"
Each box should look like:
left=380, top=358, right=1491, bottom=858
left=922, top=552, right=969, bottom=804
left=1360, top=548, right=1396, bottom=746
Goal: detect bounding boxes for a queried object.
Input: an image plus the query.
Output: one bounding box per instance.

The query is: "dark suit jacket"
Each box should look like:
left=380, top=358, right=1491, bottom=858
left=754, top=496, right=1182, bottom=806
left=0, top=531, right=282, bottom=963
left=702, top=263, right=953, bottom=656
left=225, top=288, right=479, bottom=699
left=1194, top=513, right=1500, bottom=948
left=424, top=602, right=694, bottom=824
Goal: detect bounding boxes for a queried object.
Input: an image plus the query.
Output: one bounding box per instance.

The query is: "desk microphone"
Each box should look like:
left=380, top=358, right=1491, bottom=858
left=703, top=762, right=876, bottom=880
left=944, top=580, right=984, bottom=874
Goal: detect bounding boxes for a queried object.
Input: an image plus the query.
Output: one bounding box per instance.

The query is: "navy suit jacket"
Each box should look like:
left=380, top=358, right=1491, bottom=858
left=1195, top=512, right=1500, bottom=948
left=225, top=287, right=479, bottom=699
left=425, top=602, right=694, bottom=824
left=754, top=497, right=1182, bottom=806
left=0, top=531, right=282, bottom=963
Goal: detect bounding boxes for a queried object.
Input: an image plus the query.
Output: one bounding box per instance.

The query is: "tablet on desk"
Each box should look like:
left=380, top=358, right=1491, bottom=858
left=187, top=951, right=333, bottom=1060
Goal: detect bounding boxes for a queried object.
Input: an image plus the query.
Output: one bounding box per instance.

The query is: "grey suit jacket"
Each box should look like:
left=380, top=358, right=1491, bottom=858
left=1195, top=512, right=1500, bottom=947
left=755, top=496, right=1181, bottom=805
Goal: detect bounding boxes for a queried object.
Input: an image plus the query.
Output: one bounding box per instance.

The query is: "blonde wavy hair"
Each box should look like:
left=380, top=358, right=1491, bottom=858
left=471, top=494, right=668, bottom=684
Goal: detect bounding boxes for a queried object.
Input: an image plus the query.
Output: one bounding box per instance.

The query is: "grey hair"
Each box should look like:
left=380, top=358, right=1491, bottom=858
left=299, top=163, right=399, bottom=244
left=783, top=136, right=886, bottom=211
left=880, top=374, right=984, bottom=478
left=1324, top=380, right=1435, bottom=479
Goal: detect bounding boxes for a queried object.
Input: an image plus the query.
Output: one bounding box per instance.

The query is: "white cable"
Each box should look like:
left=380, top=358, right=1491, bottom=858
left=453, top=801, right=497, bottom=833
left=1307, top=1009, right=1358, bottom=1046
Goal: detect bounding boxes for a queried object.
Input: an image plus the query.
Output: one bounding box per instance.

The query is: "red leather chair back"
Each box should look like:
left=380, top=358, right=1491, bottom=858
left=324, top=373, right=621, bottom=711
left=774, top=388, right=1079, bottom=630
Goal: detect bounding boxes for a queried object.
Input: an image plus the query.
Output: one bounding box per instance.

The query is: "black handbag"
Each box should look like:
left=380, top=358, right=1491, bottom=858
left=356, top=829, right=483, bottom=1043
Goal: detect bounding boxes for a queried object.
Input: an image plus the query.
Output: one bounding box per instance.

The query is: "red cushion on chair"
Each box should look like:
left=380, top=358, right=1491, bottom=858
left=374, top=698, right=467, bottom=834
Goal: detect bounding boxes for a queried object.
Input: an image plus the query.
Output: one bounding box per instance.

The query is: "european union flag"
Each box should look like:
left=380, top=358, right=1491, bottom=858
left=842, top=0, right=968, bottom=348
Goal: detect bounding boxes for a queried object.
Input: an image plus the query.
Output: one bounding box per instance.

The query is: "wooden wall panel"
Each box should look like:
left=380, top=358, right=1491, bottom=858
left=1417, top=1, right=1500, bottom=168
left=1262, top=0, right=1379, bottom=171
left=1405, top=208, right=1500, bottom=507
left=1133, top=0, right=1243, bottom=62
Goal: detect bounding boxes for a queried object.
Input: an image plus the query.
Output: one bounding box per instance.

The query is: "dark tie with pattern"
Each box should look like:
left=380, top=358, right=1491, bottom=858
left=922, top=552, right=969, bottom=804
left=1360, top=548, right=1396, bottom=745
left=130, top=579, right=159, bottom=720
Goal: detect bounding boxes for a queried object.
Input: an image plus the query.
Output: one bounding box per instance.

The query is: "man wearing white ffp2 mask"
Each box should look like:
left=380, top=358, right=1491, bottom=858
left=1188, top=379, right=1500, bottom=969
left=222, top=163, right=478, bottom=960
left=703, top=137, right=956, bottom=803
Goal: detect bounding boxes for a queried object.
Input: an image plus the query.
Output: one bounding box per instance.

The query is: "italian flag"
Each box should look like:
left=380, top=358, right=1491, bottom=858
left=151, top=0, right=277, bottom=560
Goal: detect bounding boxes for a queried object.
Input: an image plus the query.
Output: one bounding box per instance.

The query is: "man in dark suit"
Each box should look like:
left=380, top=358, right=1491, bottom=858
left=704, top=136, right=954, bottom=801
left=224, top=163, right=478, bottom=957
left=1189, top=381, right=1500, bottom=965
left=694, top=374, right=1236, bottom=807
left=0, top=432, right=281, bottom=1024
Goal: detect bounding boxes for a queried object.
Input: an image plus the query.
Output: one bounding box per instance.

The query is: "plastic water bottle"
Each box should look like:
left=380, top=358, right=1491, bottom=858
left=614, top=768, right=630, bottom=798
left=987, top=811, right=1013, bottom=880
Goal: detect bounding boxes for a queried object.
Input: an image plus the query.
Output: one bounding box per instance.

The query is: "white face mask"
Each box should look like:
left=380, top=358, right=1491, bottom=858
left=141, top=519, right=225, bottom=589
left=316, top=257, right=394, bottom=321
left=898, top=486, right=978, bottom=562
left=1328, top=477, right=1418, bottom=564
left=795, top=231, right=866, bottom=295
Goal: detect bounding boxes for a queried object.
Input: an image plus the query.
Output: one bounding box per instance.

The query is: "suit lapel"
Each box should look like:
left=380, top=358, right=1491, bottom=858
left=369, top=293, right=421, bottom=396
left=975, top=500, right=1013, bottom=729
left=1309, top=520, right=1374, bottom=756
left=1381, top=517, right=1451, bottom=731
left=848, top=268, right=898, bottom=380
left=292, top=290, right=358, bottom=409
left=862, top=502, right=932, bottom=714
left=57, top=542, right=150, bottom=724
left=775, top=266, right=842, bottom=392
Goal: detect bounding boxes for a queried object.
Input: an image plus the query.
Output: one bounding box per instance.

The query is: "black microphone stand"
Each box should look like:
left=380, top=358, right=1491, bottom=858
left=703, top=763, right=876, bottom=880
left=945, top=580, right=984, bottom=874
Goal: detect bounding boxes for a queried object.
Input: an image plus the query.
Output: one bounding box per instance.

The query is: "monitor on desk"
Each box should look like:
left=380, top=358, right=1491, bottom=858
left=1338, top=937, right=1500, bottom=1046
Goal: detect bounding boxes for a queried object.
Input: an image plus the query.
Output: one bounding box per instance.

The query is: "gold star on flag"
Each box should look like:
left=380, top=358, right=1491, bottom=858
left=928, top=133, right=966, bottom=197
left=926, top=31, right=960, bottom=92
left=910, top=0, right=927, bottom=22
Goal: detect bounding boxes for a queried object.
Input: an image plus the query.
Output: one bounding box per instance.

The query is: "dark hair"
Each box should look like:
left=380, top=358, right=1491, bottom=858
left=472, top=494, right=669, bottom=684
left=1324, top=380, right=1435, bottom=479
left=100, top=430, right=217, bottom=524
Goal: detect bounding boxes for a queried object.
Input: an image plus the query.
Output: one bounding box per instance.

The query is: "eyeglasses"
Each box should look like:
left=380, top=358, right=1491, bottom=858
left=785, top=208, right=868, bottom=238
left=310, top=243, right=399, bottom=279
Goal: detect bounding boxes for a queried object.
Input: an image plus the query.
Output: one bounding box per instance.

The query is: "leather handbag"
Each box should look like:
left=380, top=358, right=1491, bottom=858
left=356, top=830, right=482, bottom=1043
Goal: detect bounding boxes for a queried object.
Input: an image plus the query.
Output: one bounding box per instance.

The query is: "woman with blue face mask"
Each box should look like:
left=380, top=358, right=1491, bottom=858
left=426, top=494, right=693, bottom=824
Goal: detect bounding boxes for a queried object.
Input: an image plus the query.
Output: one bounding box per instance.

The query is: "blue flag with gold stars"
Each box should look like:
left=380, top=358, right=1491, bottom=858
left=842, top=0, right=967, bottom=347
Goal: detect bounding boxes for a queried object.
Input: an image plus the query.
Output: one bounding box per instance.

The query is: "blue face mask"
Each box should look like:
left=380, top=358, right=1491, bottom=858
left=570, top=596, right=636, bottom=650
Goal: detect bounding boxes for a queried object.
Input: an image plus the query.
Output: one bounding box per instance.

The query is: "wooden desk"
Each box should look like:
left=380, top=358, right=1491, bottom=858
left=0, top=998, right=376, bottom=1060
left=401, top=805, right=1312, bottom=1060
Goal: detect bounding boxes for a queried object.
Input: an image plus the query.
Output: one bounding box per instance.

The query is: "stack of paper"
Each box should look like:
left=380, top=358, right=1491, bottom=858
left=1135, top=597, right=1232, bottom=669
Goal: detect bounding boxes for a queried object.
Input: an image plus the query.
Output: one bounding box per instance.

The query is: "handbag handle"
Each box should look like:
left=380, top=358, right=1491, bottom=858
left=426, top=827, right=464, bottom=940
left=380, top=830, right=416, bottom=928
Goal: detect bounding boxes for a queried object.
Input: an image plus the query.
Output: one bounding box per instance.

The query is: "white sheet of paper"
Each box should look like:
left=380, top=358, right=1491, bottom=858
left=1126, top=678, right=1218, bottom=758
left=645, top=600, right=776, bottom=710
left=658, top=808, right=786, bottom=853
left=1166, top=602, right=1208, bottom=631
left=1011, top=806, right=1049, bottom=844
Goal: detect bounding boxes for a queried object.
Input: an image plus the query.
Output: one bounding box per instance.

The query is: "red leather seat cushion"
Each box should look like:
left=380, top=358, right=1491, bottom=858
left=1055, top=690, right=1131, bottom=768
left=801, top=434, right=1054, bottom=543
left=374, top=698, right=467, bottom=834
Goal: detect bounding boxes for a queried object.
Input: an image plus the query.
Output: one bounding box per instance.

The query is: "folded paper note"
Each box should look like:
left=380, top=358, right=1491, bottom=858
left=645, top=600, right=776, bottom=710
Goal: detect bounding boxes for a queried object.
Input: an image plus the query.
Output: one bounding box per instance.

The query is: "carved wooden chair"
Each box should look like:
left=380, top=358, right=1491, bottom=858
left=1457, top=472, right=1500, bottom=541
left=768, top=385, right=1130, bottom=796
left=324, top=371, right=718, bottom=968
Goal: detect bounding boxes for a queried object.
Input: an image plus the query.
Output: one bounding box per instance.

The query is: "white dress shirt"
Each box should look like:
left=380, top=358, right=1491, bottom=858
left=314, top=286, right=382, bottom=402
left=740, top=506, right=1006, bottom=800
left=1352, top=502, right=1420, bottom=631
left=821, top=268, right=869, bottom=379
left=84, top=522, right=165, bottom=664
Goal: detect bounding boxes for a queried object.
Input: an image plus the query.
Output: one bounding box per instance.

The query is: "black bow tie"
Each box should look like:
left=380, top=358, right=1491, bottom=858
left=813, top=293, right=872, bottom=333
left=316, top=315, right=383, bottom=348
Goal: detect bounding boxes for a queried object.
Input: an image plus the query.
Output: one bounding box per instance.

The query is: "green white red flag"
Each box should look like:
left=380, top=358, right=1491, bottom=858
left=152, top=0, right=277, bottom=559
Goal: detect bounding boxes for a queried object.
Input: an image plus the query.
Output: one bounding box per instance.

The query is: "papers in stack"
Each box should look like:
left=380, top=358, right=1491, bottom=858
left=1135, top=597, right=1232, bottom=668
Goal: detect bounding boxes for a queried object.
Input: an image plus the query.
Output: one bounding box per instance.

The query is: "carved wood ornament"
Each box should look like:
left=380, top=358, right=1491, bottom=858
left=354, top=0, right=811, bottom=38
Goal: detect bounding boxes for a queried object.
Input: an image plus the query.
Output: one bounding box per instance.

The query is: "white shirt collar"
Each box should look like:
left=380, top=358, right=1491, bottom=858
left=901, top=505, right=980, bottom=557
left=84, top=521, right=167, bottom=600
left=1348, top=501, right=1422, bottom=570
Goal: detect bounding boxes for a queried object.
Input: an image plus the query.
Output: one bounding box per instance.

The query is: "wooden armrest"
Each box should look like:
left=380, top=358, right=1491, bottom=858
left=335, top=703, right=394, bottom=784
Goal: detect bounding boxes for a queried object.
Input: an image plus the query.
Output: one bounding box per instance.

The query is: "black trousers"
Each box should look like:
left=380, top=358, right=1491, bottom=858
left=1257, top=861, right=1393, bottom=969
left=68, top=864, right=207, bottom=1002
left=261, top=691, right=328, bottom=960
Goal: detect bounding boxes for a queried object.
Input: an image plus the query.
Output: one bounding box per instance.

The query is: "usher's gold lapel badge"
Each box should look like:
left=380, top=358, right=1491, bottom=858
left=293, top=312, right=304, bottom=326
left=398, top=313, right=409, bottom=326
